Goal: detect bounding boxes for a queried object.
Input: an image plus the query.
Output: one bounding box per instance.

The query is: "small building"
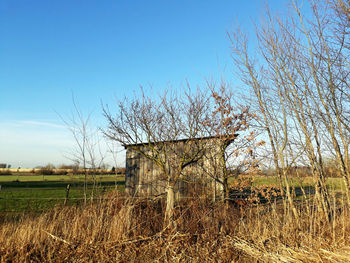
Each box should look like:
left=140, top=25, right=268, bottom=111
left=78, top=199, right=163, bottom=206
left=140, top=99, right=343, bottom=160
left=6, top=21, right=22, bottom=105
left=124, top=136, right=231, bottom=200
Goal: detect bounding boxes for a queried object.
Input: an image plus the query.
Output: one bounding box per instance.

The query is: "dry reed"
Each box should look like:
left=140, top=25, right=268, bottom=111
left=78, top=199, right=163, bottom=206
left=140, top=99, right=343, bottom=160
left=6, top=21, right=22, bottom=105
left=1, top=191, right=350, bottom=262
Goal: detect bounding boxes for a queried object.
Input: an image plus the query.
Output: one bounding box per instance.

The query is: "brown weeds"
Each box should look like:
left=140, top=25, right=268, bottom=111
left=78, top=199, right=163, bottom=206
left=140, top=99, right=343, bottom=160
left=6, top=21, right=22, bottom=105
left=1, top=191, right=350, bottom=262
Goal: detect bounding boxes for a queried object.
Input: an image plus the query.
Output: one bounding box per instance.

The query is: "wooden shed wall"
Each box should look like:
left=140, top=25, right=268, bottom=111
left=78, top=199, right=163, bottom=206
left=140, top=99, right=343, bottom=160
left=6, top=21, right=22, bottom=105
left=125, top=140, right=224, bottom=200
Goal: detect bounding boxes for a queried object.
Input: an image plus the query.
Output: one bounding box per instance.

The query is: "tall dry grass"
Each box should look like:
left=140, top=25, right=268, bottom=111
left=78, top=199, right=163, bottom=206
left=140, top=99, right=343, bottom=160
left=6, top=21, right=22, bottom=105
left=1, top=191, right=350, bottom=262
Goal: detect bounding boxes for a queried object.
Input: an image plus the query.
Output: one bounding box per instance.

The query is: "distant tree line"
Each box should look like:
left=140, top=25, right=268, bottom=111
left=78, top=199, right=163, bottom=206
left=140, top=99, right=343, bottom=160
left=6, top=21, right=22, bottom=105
left=0, top=164, right=11, bottom=169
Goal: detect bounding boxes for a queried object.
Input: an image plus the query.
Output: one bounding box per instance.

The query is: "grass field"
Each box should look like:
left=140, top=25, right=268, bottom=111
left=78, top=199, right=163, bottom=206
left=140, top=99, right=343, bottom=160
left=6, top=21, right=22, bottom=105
left=252, top=176, right=346, bottom=191
left=0, top=172, right=346, bottom=213
left=0, top=173, right=122, bottom=182
left=0, top=173, right=125, bottom=213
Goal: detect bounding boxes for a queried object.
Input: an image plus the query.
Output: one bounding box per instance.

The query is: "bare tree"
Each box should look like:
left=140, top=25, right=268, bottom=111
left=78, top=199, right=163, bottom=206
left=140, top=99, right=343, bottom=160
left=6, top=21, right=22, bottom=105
left=103, top=88, right=210, bottom=227
left=59, top=96, right=106, bottom=204
left=230, top=0, right=350, bottom=219
left=105, top=140, right=123, bottom=188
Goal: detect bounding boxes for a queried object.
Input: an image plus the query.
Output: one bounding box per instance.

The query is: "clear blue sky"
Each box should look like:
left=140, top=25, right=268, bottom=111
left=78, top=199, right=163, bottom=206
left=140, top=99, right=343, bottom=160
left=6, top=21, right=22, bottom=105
left=0, top=0, right=290, bottom=168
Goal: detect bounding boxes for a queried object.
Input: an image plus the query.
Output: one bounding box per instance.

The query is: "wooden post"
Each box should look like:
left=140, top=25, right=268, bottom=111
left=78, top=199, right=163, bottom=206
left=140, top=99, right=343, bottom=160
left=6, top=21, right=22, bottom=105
left=64, top=184, right=71, bottom=205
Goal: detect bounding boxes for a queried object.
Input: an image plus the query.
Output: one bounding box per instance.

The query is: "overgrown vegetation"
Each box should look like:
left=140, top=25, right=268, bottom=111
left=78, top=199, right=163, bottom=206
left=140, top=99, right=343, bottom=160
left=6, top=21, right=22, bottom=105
left=1, top=191, right=350, bottom=262
left=1, top=0, right=349, bottom=261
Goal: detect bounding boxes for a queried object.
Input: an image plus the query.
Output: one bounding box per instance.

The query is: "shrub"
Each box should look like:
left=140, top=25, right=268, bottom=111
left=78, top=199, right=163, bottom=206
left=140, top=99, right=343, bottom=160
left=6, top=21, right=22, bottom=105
left=36, top=168, right=54, bottom=175
left=0, top=169, right=12, bottom=175
left=54, top=170, right=68, bottom=175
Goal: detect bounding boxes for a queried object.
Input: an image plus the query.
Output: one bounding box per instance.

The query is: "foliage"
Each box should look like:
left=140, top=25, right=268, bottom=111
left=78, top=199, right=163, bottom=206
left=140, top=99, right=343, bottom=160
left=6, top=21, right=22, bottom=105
left=201, top=83, right=265, bottom=202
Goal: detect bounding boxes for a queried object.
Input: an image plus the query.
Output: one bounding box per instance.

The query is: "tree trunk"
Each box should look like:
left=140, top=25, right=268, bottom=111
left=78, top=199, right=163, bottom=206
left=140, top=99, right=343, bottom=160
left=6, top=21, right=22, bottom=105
left=223, top=177, right=229, bottom=203
left=223, top=178, right=230, bottom=214
left=164, top=183, right=175, bottom=229
left=84, top=169, right=87, bottom=205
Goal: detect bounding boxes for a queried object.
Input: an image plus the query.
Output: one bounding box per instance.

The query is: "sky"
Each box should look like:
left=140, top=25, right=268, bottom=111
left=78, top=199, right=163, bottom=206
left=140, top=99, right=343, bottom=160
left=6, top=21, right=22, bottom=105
left=0, top=0, right=290, bottom=168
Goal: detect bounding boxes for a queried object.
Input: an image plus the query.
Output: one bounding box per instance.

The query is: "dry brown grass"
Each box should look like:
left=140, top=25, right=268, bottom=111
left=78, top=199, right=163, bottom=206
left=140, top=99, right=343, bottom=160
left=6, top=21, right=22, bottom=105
left=1, top=191, right=350, bottom=262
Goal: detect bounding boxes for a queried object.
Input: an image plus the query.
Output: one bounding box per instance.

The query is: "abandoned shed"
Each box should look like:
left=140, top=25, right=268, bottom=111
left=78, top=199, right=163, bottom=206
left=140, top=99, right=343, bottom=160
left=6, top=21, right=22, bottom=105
left=124, top=136, right=233, bottom=200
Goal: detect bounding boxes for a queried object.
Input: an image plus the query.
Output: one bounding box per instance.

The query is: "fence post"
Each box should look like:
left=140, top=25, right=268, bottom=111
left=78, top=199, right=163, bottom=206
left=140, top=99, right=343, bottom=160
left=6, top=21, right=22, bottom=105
left=64, top=184, right=71, bottom=205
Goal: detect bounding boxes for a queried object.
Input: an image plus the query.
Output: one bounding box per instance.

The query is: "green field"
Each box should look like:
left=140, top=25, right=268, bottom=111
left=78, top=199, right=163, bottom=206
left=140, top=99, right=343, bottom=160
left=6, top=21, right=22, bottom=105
left=251, top=176, right=346, bottom=191
left=0, top=173, right=346, bottom=213
left=0, top=173, right=125, bottom=213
